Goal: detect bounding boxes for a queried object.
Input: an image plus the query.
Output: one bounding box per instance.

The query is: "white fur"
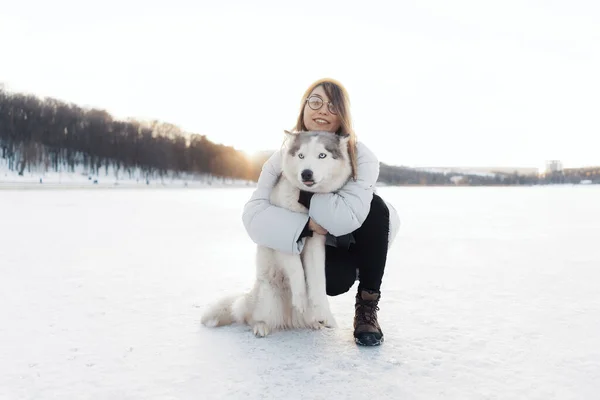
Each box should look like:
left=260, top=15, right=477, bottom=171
left=201, top=131, right=352, bottom=337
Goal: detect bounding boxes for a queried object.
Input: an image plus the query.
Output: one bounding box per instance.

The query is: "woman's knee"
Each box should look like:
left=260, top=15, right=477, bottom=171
left=326, top=268, right=357, bottom=296
left=326, top=280, right=354, bottom=296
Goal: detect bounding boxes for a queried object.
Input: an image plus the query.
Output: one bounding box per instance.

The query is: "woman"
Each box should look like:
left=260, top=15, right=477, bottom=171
left=242, top=78, right=400, bottom=346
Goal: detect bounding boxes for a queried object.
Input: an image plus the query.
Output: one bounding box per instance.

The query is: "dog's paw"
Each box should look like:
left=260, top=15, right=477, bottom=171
left=308, top=303, right=337, bottom=329
left=319, top=317, right=337, bottom=329
left=291, top=292, right=308, bottom=314
left=309, top=303, right=327, bottom=322
left=323, top=308, right=338, bottom=328
left=308, top=320, right=324, bottom=330
left=252, top=322, right=271, bottom=337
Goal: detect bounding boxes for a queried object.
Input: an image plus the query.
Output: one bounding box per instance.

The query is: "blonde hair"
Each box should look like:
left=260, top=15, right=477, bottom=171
left=293, top=78, right=358, bottom=180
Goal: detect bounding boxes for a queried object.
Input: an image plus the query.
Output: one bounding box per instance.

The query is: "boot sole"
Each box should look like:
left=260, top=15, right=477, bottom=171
left=354, top=334, right=384, bottom=347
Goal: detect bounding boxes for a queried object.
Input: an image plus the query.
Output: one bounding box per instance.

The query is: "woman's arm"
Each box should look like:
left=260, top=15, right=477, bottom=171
left=308, top=142, right=379, bottom=236
left=242, top=149, right=310, bottom=255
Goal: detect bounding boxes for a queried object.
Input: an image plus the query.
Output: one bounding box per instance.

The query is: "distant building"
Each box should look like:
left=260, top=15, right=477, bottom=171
left=545, top=160, right=563, bottom=174
left=450, top=175, right=466, bottom=185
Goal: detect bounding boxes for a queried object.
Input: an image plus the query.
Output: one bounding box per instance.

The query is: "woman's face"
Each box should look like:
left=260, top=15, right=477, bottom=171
left=303, top=85, right=341, bottom=133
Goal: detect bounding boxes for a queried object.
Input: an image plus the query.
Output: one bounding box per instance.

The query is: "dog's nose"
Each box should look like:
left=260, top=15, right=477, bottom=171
left=301, top=169, right=313, bottom=181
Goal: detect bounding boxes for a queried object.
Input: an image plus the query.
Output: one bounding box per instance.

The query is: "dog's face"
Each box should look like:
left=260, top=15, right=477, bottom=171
left=282, top=131, right=352, bottom=193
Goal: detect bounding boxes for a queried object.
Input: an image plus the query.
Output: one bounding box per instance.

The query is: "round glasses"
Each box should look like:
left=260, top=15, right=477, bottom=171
left=305, top=95, right=338, bottom=115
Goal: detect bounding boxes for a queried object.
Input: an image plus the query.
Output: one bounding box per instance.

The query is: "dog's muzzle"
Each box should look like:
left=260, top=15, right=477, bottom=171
left=301, top=169, right=315, bottom=186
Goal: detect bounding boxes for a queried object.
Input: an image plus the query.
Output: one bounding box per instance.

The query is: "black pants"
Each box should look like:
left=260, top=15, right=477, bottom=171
left=325, top=194, right=390, bottom=296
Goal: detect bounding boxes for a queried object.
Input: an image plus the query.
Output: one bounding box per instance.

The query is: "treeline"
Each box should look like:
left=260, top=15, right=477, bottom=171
left=379, top=163, right=451, bottom=185
left=558, top=167, right=600, bottom=184
left=378, top=163, right=562, bottom=186
left=0, top=86, right=263, bottom=180
left=379, top=163, right=600, bottom=186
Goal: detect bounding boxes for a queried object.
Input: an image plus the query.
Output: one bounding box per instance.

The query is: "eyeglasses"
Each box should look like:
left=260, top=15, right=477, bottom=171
left=305, top=95, right=338, bottom=115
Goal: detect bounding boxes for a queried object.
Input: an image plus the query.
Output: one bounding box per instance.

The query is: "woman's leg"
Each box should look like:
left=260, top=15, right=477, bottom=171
left=322, top=193, right=390, bottom=346
left=352, top=193, right=390, bottom=292
left=349, top=193, right=390, bottom=346
left=324, top=245, right=358, bottom=296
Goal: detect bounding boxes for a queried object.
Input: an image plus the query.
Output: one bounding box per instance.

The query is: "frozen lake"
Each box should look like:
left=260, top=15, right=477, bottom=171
left=1, top=186, right=599, bottom=399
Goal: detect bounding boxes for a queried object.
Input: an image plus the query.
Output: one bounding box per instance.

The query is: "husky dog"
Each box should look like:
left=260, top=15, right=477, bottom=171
left=201, top=131, right=352, bottom=337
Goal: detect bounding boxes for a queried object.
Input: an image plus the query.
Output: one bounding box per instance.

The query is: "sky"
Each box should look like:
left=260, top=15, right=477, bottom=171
left=1, top=0, right=599, bottom=169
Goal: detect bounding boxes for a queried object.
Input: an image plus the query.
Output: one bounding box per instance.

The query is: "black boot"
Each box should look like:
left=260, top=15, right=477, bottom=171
left=354, top=289, right=384, bottom=346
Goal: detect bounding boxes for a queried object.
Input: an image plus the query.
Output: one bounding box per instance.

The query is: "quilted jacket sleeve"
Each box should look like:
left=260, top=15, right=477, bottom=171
left=308, top=142, right=378, bottom=236
left=241, top=149, right=310, bottom=255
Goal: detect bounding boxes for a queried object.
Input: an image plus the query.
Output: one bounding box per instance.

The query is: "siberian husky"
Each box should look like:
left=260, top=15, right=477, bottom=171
left=201, top=131, right=352, bottom=337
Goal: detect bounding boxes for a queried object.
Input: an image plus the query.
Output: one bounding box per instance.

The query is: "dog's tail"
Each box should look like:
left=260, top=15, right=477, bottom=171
left=201, top=294, right=246, bottom=327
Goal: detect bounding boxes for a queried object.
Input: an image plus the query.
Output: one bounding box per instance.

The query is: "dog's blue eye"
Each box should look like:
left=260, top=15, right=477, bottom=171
left=298, top=153, right=304, bottom=159
left=318, top=153, right=327, bottom=159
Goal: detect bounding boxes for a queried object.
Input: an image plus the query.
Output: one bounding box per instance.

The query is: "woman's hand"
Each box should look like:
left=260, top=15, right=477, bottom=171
left=309, top=218, right=328, bottom=235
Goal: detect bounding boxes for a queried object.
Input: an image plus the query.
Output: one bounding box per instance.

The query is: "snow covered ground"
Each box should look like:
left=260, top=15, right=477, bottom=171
left=1, top=186, right=599, bottom=400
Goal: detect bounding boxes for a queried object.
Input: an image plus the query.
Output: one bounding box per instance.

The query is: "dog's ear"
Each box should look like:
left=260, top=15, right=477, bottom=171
left=284, top=130, right=296, bottom=140
left=337, top=132, right=351, bottom=146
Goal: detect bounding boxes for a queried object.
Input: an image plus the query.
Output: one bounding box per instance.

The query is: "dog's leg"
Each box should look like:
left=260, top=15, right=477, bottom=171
left=250, top=280, right=281, bottom=337
left=276, top=252, right=308, bottom=313
left=245, top=286, right=271, bottom=338
left=250, top=248, right=286, bottom=337
left=303, top=236, right=337, bottom=328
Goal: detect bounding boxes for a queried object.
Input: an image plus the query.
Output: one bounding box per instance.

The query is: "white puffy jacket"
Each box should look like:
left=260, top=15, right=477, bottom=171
left=242, top=142, right=400, bottom=255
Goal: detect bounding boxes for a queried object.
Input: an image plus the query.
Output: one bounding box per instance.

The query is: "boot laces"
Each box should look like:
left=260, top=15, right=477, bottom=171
left=356, top=298, right=380, bottom=325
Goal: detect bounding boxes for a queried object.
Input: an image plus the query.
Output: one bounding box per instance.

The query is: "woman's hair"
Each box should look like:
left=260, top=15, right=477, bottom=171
left=293, top=78, right=358, bottom=180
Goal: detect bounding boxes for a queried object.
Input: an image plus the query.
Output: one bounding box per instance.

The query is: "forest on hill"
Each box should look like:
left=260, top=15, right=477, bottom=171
left=0, top=86, right=263, bottom=182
